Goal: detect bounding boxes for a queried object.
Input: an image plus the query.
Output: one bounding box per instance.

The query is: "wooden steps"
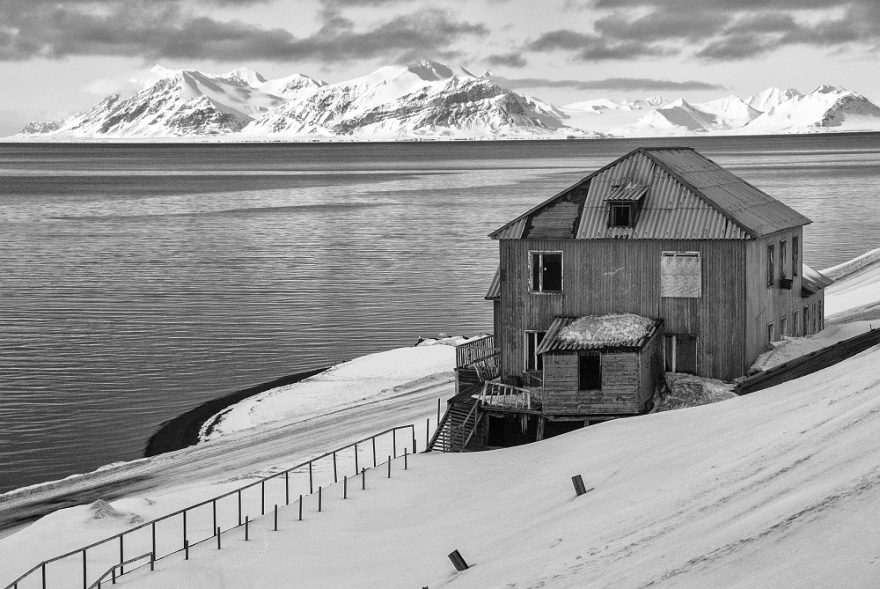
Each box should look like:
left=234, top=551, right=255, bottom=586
left=426, top=396, right=480, bottom=452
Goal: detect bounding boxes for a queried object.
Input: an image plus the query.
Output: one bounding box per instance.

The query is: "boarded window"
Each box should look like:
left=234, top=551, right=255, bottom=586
left=525, top=331, right=545, bottom=371
left=530, top=251, right=562, bottom=293
left=780, top=240, right=788, bottom=278
left=578, top=354, right=602, bottom=390
left=793, top=236, right=799, bottom=277
left=661, top=251, right=701, bottom=298
left=664, top=335, right=697, bottom=374
left=767, top=244, right=775, bottom=287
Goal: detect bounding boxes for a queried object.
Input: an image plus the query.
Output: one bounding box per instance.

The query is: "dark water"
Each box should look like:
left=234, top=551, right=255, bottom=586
left=2, top=135, right=880, bottom=493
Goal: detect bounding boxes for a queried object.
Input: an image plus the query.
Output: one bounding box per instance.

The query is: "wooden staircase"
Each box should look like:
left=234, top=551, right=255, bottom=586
left=426, top=394, right=482, bottom=452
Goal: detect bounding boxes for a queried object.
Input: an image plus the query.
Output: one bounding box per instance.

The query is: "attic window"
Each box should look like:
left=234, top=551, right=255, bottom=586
left=609, top=203, right=634, bottom=228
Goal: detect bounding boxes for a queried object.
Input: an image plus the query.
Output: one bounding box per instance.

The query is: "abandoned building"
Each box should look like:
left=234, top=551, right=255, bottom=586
left=429, top=146, right=833, bottom=452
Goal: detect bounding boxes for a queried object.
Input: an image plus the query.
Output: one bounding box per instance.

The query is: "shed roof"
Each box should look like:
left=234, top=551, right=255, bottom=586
left=536, top=314, right=660, bottom=354
left=802, top=263, right=834, bottom=296
left=490, top=147, right=811, bottom=241
left=485, top=266, right=501, bottom=300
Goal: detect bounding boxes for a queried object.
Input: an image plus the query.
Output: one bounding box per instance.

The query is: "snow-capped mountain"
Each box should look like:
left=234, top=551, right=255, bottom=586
left=561, top=84, right=880, bottom=137
left=244, top=61, right=574, bottom=139
left=19, top=60, right=585, bottom=140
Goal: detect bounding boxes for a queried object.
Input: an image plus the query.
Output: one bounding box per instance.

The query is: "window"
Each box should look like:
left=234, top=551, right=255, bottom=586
left=661, top=251, right=701, bottom=298
left=609, top=203, right=633, bottom=228
left=793, top=236, right=799, bottom=277
left=780, top=315, right=787, bottom=338
left=780, top=240, right=788, bottom=279
left=578, top=354, right=602, bottom=390
left=817, top=300, right=823, bottom=331
left=793, top=310, right=800, bottom=336
left=530, top=251, right=562, bottom=293
left=767, top=322, right=775, bottom=344
left=525, top=331, right=545, bottom=371
left=663, top=334, right=698, bottom=374
left=767, top=243, right=775, bottom=287
left=803, top=306, right=810, bottom=335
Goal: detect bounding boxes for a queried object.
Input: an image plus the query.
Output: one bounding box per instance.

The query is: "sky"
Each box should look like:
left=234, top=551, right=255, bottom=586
left=0, top=0, right=878, bottom=134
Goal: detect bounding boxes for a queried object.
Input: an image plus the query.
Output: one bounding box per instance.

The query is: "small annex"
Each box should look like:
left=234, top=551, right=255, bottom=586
left=428, top=146, right=833, bottom=453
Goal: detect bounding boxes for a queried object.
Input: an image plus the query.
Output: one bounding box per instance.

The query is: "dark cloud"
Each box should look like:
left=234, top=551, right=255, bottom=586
left=0, top=1, right=485, bottom=63
left=487, top=52, right=527, bottom=67
left=540, top=0, right=880, bottom=62
left=491, top=75, right=725, bottom=92
left=527, top=30, right=668, bottom=60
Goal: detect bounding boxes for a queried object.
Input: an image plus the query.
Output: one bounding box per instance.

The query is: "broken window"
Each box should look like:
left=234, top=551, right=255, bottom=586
left=609, top=203, right=633, bottom=228
left=525, top=331, right=546, bottom=371
left=530, top=251, right=562, bottom=293
left=780, top=315, right=787, bottom=338
left=578, top=354, right=602, bottom=390
left=767, top=243, right=775, bottom=287
left=660, top=251, right=701, bottom=298
left=767, top=322, right=775, bottom=344
left=780, top=240, right=788, bottom=279
left=664, top=334, right=697, bottom=374
left=793, top=236, right=799, bottom=277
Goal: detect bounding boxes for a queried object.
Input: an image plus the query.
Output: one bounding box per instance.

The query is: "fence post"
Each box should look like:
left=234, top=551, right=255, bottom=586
left=354, top=442, right=359, bottom=474
left=41, top=562, right=46, bottom=589
left=112, top=566, right=116, bottom=584
left=184, top=540, right=189, bottom=561
left=404, top=447, right=408, bottom=470
left=333, top=451, right=338, bottom=483
left=344, top=475, right=348, bottom=499
left=183, top=510, right=188, bottom=549
left=150, top=551, right=155, bottom=572
left=412, top=426, right=417, bottom=454
left=237, top=489, right=242, bottom=526
left=245, top=516, right=249, bottom=541
left=151, top=522, right=156, bottom=564
left=261, top=480, right=265, bottom=515
left=393, top=430, right=397, bottom=458
left=318, top=486, right=322, bottom=512
left=285, top=471, right=290, bottom=505
left=119, top=534, right=124, bottom=575
left=212, top=499, right=217, bottom=535
left=361, top=467, right=366, bottom=490
left=298, top=494, right=303, bottom=521
left=217, top=527, right=221, bottom=550
left=387, top=456, right=391, bottom=478
left=372, top=437, right=377, bottom=467
left=274, top=505, right=278, bottom=531
left=437, top=398, right=441, bottom=424
left=426, top=418, right=430, bottom=450
left=82, top=549, right=87, bottom=589
left=309, top=461, right=313, bottom=495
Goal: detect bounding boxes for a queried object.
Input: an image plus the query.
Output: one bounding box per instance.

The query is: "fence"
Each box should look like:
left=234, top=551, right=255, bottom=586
left=3, top=425, right=419, bottom=589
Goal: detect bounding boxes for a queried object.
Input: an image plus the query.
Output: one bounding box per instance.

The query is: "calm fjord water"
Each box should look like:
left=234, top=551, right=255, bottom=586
left=2, top=135, right=880, bottom=493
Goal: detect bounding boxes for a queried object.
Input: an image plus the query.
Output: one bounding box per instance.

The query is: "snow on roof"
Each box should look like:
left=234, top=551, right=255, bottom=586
left=536, top=313, right=657, bottom=354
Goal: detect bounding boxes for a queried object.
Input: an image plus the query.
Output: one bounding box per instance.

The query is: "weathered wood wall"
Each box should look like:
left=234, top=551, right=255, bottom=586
left=498, top=238, right=748, bottom=381
left=638, top=328, right=663, bottom=408
left=542, top=351, right=641, bottom=415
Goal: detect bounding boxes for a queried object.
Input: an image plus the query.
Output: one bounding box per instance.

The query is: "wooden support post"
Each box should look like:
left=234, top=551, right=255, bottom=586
left=217, top=527, right=221, bottom=550
left=119, top=534, right=124, bottom=575
left=245, top=516, right=249, bottom=541
left=212, top=499, right=217, bottom=534
left=112, top=566, right=116, bottom=584
left=412, top=428, right=417, bottom=454
left=571, top=475, right=587, bottom=496
left=354, top=442, right=359, bottom=474
left=237, top=490, right=242, bottom=526
left=41, top=562, right=46, bottom=589
left=372, top=437, right=377, bottom=467
left=318, top=486, right=322, bottom=512
left=392, top=430, right=397, bottom=458
left=184, top=540, right=189, bottom=561
left=82, top=549, right=87, bottom=589
left=536, top=417, right=546, bottom=441
left=426, top=418, right=430, bottom=449
left=309, top=461, right=314, bottom=495
left=274, top=505, right=278, bottom=531
left=437, top=398, right=441, bottom=424
left=387, top=456, right=391, bottom=478
left=361, top=467, right=366, bottom=490
left=343, top=475, right=348, bottom=499
left=151, top=522, right=156, bottom=564
left=183, top=510, right=188, bottom=548
left=333, top=451, right=338, bottom=483
left=448, top=549, right=469, bottom=571
left=150, top=552, right=154, bottom=572
left=404, top=448, right=408, bottom=470
left=261, top=480, right=265, bottom=515
left=298, top=494, right=303, bottom=521
left=285, top=471, right=290, bottom=505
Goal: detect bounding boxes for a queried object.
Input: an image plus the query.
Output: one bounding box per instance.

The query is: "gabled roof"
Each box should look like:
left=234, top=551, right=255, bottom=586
left=490, top=147, right=812, bottom=241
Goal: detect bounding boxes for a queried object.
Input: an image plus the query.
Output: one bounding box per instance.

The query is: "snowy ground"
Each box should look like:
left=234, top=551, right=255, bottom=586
left=2, top=253, right=880, bottom=588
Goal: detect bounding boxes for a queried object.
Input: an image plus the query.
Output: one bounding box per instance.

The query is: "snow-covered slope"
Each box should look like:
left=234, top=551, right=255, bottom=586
left=745, top=87, right=803, bottom=112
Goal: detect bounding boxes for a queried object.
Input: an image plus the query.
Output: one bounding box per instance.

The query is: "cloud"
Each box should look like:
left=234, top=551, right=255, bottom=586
left=527, top=30, right=669, bottom=60
left=486, top=52, right=527, bottom=67
left=0, top=1, right=486, bottom=63
left=490, top=75, right=725, bottom=92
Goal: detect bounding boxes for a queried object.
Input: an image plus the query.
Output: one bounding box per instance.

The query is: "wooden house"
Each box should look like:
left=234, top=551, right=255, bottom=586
left=430, top=147, right=832, bottom=452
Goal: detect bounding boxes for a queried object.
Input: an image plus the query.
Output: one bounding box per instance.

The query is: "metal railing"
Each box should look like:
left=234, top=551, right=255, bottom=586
left=480, top=380, right=533, bottom=410
left=3, top=425, right=417, bottom=589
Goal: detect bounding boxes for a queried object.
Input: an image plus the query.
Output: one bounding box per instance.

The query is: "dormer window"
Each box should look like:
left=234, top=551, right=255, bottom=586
left=610, top=203, right=634, bottom=227
left=604, top=180, right=646, bottom=229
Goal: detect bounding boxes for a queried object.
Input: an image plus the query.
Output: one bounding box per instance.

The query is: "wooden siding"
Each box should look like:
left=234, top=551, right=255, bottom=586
left=638, top=327, right=663, bottom=408
left=542, top=351, right=641, bottom=415
left=743, top=227, right=813, bottom=368
left=497, top=238, right=748, bottom=381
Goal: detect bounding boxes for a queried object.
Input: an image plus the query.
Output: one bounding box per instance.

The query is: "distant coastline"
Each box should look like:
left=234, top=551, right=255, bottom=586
left=144, top=366, right=329, bottom=457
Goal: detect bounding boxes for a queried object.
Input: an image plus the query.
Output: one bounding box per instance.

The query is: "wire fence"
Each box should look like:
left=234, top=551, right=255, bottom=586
left=4, top=424, right=421, bottom=589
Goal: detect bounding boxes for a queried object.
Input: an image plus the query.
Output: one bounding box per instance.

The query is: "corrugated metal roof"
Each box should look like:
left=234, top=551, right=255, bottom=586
left=490, top=147, right=811, bottom=241
left=604, top=182, right=648, bottom=202
left=536, top=315, right=660, bottom=354
left=485, top=266, right=501, bottom=300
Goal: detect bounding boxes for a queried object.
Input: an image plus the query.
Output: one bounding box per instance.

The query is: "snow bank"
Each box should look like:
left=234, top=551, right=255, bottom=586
left=199, top=344, right=456, bottom=442
left=558, top=314, right=654, bottom=347
left=823, top=250, right=880, bottom=319
left=658, top=372, right=736, bottom=410
left=822, top=247, right=880, bottom=281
